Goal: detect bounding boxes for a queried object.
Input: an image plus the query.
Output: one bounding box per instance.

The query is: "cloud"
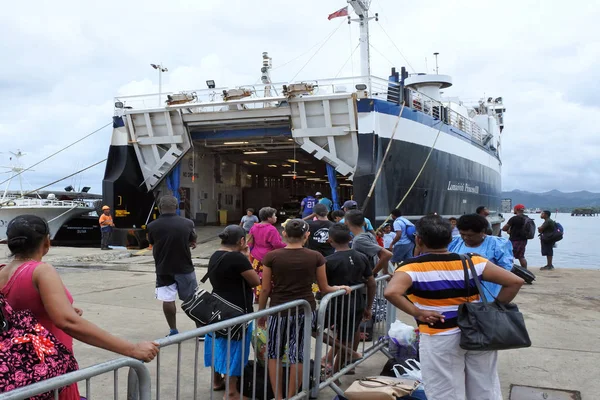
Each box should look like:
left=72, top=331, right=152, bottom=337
left=0, top=0, right=598, bottom=196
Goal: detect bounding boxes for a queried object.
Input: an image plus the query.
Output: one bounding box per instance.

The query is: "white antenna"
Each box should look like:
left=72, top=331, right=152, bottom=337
left=348, top=0, right=378, bottom=95
left=433, top=52, right=440, bottom=74
left=261, top=52, right=273, bottom=99
left=0, top=150, right=28, bottom=199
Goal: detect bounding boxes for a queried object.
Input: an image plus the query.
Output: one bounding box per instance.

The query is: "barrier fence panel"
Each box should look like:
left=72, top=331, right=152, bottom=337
left=148, top=299, right=313, bottom=400
left=311, top=274, right=394, bottom=398
left=0, top=357, right=151, bottom=400
left=1, top=278, right=397, bottom=400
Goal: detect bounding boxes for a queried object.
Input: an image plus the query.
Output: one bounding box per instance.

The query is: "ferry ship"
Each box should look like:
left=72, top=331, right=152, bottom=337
left=102, top=1, right=506, bottom=245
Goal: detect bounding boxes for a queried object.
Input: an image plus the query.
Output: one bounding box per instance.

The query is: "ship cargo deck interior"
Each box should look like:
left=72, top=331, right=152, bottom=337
left=167, top=131, right=352, bottom=224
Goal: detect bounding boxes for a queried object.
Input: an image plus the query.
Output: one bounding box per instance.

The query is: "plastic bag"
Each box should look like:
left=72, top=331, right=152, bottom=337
left=252, top=326, right=290, bottom=366
left=388, top=320, right=417, bottom=346
left=393, top=359, right=424, bottom=391
left=252, top=326, right=268, bottom=365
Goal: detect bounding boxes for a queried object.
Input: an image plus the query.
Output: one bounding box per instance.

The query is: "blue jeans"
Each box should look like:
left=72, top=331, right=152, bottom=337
left=392, top=242, right=415, bottom=263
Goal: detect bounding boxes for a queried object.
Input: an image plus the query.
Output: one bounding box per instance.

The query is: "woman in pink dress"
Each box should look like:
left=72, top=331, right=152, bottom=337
left=0, top=215, right=160, bottom=400
left=247, top=207, right=286, bottom=300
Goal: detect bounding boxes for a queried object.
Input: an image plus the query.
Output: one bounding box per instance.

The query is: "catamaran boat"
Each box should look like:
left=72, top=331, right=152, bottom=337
left=0, top=151, right=94, bottom=241
left=102, top=1, right=506, bottom=245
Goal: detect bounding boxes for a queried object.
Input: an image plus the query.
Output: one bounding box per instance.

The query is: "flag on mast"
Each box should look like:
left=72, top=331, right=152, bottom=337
left=328, top=6, right=349, bottom=20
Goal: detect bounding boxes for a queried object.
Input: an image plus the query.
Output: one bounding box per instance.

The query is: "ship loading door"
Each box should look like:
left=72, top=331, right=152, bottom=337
left=115, top=91, right=359, bottom=223
left=125, top=109, right=193, bottom=192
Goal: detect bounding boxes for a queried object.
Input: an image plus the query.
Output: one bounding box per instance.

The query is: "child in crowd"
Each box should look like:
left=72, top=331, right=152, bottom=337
left=324, top=223, right=376, bottom=374
left=449, top=217, right=460, bottom=236
left=382, top=223, right=396, bottom=249
left=345, top=210, right=393, bottom=275
left=258, top=219, right=350, bottom=400
left=240, top=208, right=259, bottom=234
left=376, top=230, right=384, bottom=247
left=331, top=210, right=345, bottom=223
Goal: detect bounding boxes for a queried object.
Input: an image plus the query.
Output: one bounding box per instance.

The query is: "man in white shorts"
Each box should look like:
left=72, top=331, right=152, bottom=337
left=148, top=195, right=199, bottom=337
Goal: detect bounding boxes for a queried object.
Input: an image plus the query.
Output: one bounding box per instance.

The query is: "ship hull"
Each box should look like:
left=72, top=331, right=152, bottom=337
left=354, top=105, right=502, bottom=224
left=0, top=206, right=92, bottom=240
left=354, top=134, right=501, bottom=222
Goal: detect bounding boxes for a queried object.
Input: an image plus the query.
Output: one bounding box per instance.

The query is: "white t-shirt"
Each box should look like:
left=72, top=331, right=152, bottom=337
left=383, top=232, right=395, bottom=249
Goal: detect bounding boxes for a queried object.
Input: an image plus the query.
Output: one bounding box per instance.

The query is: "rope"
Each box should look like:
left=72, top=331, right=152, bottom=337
left=376, top=21, right=416, bottom=72
left=375, top=120, right=444, bottom=231
left=289, top=19, right=346, bottom=82
left=335, top=43, right=361, bottom=78
left=361, top=102, right=405, bottom=212
left=0, top=159, right=107, bottom=206
left=369, top=43, right=400, bottom=68
left=0, top=122, right=112, bottom=188
left=46, top=205, right=80, bottom=224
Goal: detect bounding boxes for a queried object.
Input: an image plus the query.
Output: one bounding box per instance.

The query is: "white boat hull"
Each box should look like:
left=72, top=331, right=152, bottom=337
left=0, top=206, right=93, bottom=240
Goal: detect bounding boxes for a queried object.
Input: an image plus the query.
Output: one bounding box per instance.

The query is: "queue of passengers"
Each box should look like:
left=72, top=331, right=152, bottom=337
left=0, top=196, right=525, bottom=400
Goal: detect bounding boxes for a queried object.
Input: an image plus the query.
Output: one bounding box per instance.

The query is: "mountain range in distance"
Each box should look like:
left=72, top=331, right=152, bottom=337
left=501, top=189, right=600, bottom=210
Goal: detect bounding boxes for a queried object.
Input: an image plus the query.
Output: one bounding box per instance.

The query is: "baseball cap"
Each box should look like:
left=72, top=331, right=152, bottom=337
left=514, top=204, right=525, bottom=211
left=342, top=200, right=358, bottom=209
left=315, top=192, right=322, bottom=196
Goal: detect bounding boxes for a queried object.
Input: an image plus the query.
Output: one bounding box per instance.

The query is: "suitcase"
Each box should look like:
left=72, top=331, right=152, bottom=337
left=511, top=264, right=535, bottom=284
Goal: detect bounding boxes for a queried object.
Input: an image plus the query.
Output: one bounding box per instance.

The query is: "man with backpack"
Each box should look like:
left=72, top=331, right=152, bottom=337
left=502, top=204, right=535, bottom=269
left=538, top=210, right=560, bottom=271
left=389, top=209, right=416, bottom=266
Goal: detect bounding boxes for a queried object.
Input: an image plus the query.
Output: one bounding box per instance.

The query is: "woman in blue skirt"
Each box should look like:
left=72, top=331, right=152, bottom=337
left=204, top=225, right=260, bottom=399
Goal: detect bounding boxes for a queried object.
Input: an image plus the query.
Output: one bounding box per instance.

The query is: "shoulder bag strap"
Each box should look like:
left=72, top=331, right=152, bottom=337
left=459, top=254, right=488, bottom=305
left=200, top=253, right=229, bottom=283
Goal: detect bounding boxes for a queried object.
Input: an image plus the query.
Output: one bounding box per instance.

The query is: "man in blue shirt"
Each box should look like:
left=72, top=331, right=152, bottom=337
left=300, top=194, right=317, bottom=218
left=389, top=209, right=415, bottom=265
left=339, top=200, right=375, bottom=234
left=316, top=192, right=333, bottom=212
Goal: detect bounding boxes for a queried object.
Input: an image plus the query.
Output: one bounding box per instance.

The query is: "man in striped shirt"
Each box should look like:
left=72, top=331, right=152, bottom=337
left=385, top=215, right=524, bottom=400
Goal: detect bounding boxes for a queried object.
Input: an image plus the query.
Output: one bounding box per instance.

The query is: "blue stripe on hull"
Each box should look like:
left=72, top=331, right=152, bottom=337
left=357, top=99, right=498, bottom=159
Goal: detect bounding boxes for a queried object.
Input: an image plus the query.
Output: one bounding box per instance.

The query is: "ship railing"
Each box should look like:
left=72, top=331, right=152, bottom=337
left=0, top=198, right=90, bottom=208
left=114, top=76, right=380, bottom=111
left=368, top=77, right=488, bottom=144
left=114, top=75, right=487, bottom=143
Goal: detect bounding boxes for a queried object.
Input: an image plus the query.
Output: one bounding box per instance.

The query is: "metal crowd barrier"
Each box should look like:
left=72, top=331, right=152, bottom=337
left=311, top=274, right=394, bottom=398
left=2, top=279, right=397, bottom=400
left=149, top=299, right=313, bottom=400
left=0, top=357, right=151, bottom=400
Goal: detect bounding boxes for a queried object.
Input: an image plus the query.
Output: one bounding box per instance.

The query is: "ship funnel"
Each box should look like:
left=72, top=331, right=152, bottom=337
left=404, top=74, right=452, bottom=102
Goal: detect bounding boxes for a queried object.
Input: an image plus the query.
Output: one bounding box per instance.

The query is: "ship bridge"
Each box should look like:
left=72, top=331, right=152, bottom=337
left=111, top=78, right=368, bottom=224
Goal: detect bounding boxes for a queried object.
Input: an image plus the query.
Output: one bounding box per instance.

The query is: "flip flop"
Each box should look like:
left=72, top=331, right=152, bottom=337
left=212, top=381, right=226, bottom=391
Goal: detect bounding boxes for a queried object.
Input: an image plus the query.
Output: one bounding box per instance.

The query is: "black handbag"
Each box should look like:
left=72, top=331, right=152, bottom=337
left=456, top=254, right=531, bottom=351
left=181, top=253, right=248, bottom=340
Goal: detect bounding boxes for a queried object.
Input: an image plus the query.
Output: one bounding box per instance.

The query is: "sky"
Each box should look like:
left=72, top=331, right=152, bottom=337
left=0, top=0, right=598, bottom=194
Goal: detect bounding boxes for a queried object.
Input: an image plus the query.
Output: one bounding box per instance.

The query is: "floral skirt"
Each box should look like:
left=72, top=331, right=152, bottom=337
left=249, top=254, right=264, bottom=301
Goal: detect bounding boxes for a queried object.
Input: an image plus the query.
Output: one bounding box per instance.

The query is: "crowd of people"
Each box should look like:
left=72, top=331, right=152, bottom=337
left=0, top=193, right=561, bottom=400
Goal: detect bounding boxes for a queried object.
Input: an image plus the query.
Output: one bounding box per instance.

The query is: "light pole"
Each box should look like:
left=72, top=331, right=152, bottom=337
left=151, top=63, right=168, bottom=106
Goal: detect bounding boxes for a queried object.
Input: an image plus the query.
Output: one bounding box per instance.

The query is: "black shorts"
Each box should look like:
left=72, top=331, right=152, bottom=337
left=325, top=295, right=365, bottom=342
left=541, top=240, right=554, bottom=256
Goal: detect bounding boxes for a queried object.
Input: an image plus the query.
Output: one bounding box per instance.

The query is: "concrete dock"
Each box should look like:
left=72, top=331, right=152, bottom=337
left=0, top=237, right=598, bottom=399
